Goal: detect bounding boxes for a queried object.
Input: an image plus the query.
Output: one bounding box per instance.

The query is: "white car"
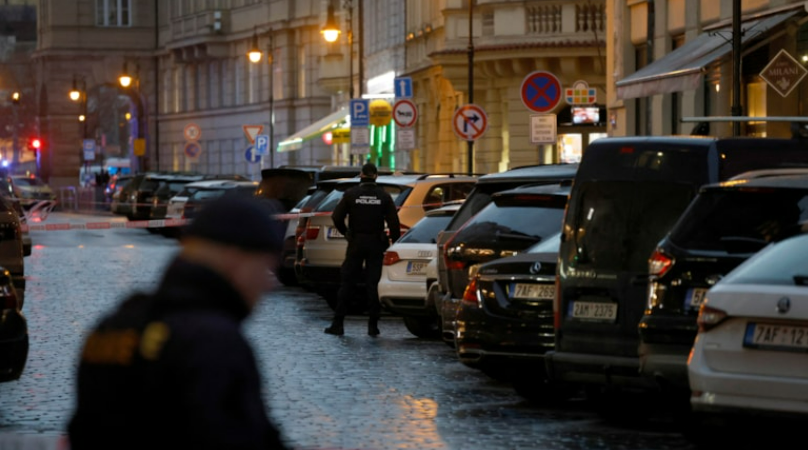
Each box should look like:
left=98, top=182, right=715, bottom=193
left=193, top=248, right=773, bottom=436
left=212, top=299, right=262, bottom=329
left=688, top=232, right=808, bottom=438
left=379, top=204, right=461, bottom=338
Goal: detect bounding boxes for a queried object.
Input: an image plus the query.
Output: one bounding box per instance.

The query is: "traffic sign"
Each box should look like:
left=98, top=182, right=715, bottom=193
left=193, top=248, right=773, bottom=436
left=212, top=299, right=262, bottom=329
left=255, top=134, right=269, bottom=155
left=184, top=141, right=201, bottom=158
left=760, top=49, right=808, bottom=98
left=184, top=123, right=201, bottom=141
left=394, top=77, right=413, bottom=98
left=393, top=99, right=417, bottom=128
left=397, top=128, right=416, bottom=150
left=530, top=114, right=557, bottom=144
left=245, top=146, right=261, bottom=164
left=452, top=104, right=488, bottom=141
left=83, top=139, right=95, bottom=161
left=521, top=71, right=561, bottom=113
left=242, top=124, right=264, bottom=144
left=350, top=99, right=370, bottom=127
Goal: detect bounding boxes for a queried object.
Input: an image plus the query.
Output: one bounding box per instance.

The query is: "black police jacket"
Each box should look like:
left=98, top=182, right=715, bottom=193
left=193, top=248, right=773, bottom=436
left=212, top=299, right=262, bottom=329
left=68, top=258, right=289, bottom=450
left=332, top=180, right=401, bottom=243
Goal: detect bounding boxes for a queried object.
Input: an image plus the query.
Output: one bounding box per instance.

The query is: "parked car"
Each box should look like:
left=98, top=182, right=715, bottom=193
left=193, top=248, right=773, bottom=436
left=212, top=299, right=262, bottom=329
left=639, top=173, right=808, bottom=402
left=378, top=203, right=461, bottom=338
left=456, top=233, right=568, bottom=402
left=440, top=181, right=574, bottom=345
left=10, top=174, right=56, bottom=210
left=149, top=174, right=247, bottom=233
left=180, top=180, right=260, bottom=220
left=546, top=136, right=808, bottom=408
left=0, top=266, right=27, bottom=382
left=434, top=164, right=579, bottom=344
left=0, top=195, right=25, bottom=307
left=688, top=232, right=808, bottom=443
left=113, top=172, right=172, bottom=220
left=0, top=174, right=31, bottom=258
left=296, top=174, right=477, bottom=311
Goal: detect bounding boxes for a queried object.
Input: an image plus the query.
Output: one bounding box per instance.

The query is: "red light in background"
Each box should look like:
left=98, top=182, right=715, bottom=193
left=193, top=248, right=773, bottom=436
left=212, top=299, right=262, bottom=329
left=30, top=138, right=42, bottom=150
left=322, top=131, right=333, bottom=145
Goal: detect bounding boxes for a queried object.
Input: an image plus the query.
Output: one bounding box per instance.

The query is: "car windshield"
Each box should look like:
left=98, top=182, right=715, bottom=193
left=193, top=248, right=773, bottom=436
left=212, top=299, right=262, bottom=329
left=525, top=232, right=561, bottom=253
left=14, top=177, right=46, bottom=187
left=315, top=184, right=409, bottom=212
left=398, top=214, right=454, bottom=244
left=561, top=180, right=695, bottom=272
left=668, top=188, right=808, bottom=253
left=722, top=233, right=808, bottom=286
left=453, top=195, right=566, bottom=246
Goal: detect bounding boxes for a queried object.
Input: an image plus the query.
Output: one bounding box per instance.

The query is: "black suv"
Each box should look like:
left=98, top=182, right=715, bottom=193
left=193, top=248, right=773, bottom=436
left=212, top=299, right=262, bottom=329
left=444, top=184, right=570, bottom=348
left=639, top=172, right=808, bottom=399
left=434, top=164, right=579, bottom=344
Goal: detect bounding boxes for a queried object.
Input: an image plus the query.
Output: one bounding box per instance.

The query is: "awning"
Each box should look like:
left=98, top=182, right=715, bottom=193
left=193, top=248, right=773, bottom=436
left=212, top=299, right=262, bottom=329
left=616, top=8, right=803, bottom=99
left=277, top=108, right=350, bottom=153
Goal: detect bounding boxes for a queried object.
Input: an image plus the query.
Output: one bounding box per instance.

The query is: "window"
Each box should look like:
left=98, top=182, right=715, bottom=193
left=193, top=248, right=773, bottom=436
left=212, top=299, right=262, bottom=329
left=96, top=0, right=131, bottom=27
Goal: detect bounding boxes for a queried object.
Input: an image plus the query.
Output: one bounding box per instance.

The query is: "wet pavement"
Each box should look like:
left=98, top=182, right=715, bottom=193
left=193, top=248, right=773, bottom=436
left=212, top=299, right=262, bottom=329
left=0, top=212, right=698, bottom=449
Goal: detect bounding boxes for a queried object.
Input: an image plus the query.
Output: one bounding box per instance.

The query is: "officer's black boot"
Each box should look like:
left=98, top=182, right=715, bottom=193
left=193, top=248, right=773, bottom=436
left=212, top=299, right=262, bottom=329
left=368, top=317, right=380, bottom=337
left=324, top=316, right=345, bottom=336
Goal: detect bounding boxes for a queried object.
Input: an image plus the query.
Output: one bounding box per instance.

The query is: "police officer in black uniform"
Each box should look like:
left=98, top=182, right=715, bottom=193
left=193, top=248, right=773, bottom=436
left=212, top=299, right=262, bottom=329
left=325, top=163, right=400, bottom=336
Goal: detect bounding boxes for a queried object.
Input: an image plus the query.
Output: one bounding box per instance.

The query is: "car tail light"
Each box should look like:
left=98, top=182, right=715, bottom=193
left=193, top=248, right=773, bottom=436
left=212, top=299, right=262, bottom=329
left=648, top=249, right=674, bottom=278
left=697, top=304, right=727, bottom=332
left=383, top=251, right=400, bottom=266
left=305, top=226, right=320, bottom=240
left=462, top=276, right=480, bottom=306
left=0, top=284, right=19, bottom=310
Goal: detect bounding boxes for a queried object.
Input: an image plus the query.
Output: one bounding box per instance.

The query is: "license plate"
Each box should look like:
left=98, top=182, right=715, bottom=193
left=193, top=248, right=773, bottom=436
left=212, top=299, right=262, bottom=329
left=685, top=288, right=708, bottom=310
left=744, top=323, right=808, bottom=352
left=569, top=301, right=617, bottom=321
left=406, top=261, right=427, bottom=275
left=511, top=283, right=555, bottom=300
left=327, top=227, right=344, bottom=239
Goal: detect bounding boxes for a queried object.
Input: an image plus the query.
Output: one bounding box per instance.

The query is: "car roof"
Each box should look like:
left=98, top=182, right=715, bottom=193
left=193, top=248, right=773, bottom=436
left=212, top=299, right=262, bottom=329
left=493, top=182, right=571, bottom=197
left=715, top=173, right=808, bottom=190
left=333, top=173, right=477, bottom=187
left=184, top=179, right=258, bottom=189
left=728, top=168, right=808, bottom=181
left=475, top=163, right=578, bottom=184
left=424, top=202, right=463, bottom=216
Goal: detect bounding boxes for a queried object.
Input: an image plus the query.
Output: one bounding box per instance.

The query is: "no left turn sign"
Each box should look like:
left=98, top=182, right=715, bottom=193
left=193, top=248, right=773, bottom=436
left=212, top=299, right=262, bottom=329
left=392, top=99, right=417, bottom=128
left=453, top=104, right=488, bottom=141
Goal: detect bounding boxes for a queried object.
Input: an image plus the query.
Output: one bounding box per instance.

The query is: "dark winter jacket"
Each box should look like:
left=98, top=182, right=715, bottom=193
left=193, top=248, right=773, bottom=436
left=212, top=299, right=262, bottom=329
left=68, top=258, right=288, bottom=450
left=332, top=180, right=401, bottom=243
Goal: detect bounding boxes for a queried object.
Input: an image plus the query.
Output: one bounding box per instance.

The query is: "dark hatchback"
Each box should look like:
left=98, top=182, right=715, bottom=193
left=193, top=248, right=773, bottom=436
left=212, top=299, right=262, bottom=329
left=639, top=173, right=808, bottom=398
left=444, top=183, right=570, bottom=347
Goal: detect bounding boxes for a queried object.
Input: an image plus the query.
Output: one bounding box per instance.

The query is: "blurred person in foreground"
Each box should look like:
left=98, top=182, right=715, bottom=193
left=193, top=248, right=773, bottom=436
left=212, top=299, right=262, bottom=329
left=325, top=162, right=400, bottom=336
left=68, top=195, right=290, bottom=450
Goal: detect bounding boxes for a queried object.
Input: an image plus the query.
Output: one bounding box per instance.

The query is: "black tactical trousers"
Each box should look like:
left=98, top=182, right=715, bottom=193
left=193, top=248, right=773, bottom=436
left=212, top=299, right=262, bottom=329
left=334, top=233, right=387, bottom=318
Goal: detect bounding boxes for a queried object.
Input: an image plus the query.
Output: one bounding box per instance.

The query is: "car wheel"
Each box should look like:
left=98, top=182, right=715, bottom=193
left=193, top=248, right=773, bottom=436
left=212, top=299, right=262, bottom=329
left=276, top=267, right=298, bottom=287
left=402, top=316, right=441, bottom=339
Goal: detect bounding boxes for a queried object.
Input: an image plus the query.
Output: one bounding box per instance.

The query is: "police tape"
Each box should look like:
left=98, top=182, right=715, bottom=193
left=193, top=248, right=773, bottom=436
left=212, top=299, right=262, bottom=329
left=21, top=218, right=190, bottom=232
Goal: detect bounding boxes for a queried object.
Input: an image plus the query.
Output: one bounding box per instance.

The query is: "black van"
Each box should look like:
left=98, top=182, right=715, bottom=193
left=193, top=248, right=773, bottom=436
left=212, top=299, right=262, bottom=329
left=545, top=136, right=808, bottom=396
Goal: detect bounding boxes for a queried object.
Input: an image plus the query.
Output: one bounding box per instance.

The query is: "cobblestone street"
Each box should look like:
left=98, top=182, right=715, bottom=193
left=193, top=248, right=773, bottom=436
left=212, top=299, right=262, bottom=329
left=0, top=213, right=696, bottom=450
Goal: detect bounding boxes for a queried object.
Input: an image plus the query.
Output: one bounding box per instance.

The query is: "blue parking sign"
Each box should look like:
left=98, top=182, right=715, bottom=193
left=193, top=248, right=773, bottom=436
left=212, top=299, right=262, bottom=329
left=255, top=134, right=269, bottom=155
left=351, top=99, right=369, bottom=127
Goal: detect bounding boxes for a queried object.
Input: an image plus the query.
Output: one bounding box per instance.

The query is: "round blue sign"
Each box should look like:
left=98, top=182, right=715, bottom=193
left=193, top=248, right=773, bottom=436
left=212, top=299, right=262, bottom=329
left=521, top=71, right=561, bottom=113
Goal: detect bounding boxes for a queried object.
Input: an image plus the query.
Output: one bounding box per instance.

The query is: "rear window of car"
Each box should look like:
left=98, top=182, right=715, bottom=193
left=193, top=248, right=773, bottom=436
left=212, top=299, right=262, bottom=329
left=562, top=180, right=695, bottom=271
left=446, top=182, right=531, bottom=231
left=668, top=188, right=808, bottom=252
left=398, top=215, right=454, bottom=244
left=452, top=194, right=567, bottom=247
left=315, top=184, right=409, bottom=212
left=190, top=188, right=227, bottom=201
left=722, top=234, right=808, bottom=286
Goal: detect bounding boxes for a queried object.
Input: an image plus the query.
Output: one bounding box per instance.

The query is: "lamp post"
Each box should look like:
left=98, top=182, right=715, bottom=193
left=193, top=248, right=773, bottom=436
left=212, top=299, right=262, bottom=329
left=10, top=92, right=20, bottom=168
left=467, top=0, right=474, bottom=176
left=248, top=27, right=276, bottom=168
left=322, top=0, right=363, bottom=164
left=119, top=61, right=147, bottom=172
left=69, top=75, right=88, bottom=139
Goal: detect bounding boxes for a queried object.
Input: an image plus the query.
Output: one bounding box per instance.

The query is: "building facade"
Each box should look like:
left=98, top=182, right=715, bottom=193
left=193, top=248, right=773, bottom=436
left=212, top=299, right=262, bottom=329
left=608, top=0, right=808, bottom=139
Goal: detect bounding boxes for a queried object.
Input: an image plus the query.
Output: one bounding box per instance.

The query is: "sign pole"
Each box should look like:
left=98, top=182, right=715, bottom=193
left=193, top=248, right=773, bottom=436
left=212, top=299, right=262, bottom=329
left=467, top=0, right=474, bottom=176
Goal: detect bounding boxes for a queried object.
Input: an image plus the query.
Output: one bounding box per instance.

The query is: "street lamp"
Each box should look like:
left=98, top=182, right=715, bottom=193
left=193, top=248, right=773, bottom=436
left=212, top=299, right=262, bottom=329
left=248, top=28, right=276, bottom=168
left=70, top=75, right=88, bottom=138
left=118, top=61, right=147, bottom=171
left=322, top=0, right=363, bottom=164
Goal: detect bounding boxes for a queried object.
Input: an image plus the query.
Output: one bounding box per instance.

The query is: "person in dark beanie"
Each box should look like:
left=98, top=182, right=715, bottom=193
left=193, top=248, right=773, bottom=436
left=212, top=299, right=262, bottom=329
left=325, top=162, right=400, bottom=336
left=68, top=195, right=290, bottom=450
